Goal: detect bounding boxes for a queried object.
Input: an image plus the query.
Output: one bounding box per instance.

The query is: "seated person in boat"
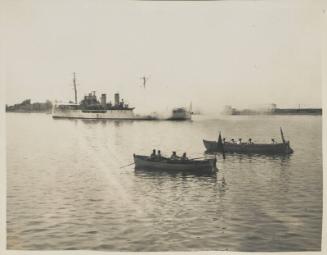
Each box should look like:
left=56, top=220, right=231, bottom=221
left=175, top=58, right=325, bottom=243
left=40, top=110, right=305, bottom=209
left=181, top=152, right=188, bottom=161
left=231, top=138, right=235, bottom=143
left=170, top=151, right=179, bottom=160
left=150, top=149, right=156, bottom=159
left=271, top=138, right=276, bottom=144
left=237, top=138, right=242, bottom=144
left=223, top=138, right=226, bottom=144
left=248, top=138, right=253, bottom=144
left=157, top=150, right=162, bottom=160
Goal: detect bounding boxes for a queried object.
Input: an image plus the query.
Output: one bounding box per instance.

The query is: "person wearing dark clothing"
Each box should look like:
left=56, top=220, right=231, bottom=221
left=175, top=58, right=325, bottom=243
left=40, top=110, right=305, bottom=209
left=150, top=149, right=156, bottom=159
left=170, top=151, right=179, bottom=160
left=181, top=152, right=188, bottom=160
left=157, top=150, right=162, bottom=160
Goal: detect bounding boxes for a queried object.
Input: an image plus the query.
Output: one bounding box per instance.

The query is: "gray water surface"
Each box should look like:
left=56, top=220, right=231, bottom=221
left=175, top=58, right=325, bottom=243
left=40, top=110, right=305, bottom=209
left=7, top=113, right=322, bottom=251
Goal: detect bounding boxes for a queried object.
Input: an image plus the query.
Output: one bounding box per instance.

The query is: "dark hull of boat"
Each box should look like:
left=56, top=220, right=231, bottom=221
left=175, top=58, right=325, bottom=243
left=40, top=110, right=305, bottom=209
left=133, top=155, right=217, bottom=173
left=203, top=140, right=294, bottom=155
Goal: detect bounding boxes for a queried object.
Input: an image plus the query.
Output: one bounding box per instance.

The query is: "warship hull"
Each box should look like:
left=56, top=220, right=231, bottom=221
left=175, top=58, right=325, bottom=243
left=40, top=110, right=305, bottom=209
left=52, top=107, right=157, bottom=120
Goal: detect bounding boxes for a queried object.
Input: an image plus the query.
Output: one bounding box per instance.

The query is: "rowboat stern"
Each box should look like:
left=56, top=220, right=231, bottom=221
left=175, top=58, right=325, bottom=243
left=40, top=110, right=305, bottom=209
left=210, top=157, right=218, bottom=172
left=203, top=139, right=217, bottom=152
left=285, top=141, right=294, bottom=154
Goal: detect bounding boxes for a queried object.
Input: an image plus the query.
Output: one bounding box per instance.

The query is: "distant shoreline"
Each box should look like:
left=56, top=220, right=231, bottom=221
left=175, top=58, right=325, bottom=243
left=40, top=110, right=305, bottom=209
left=6, top=99, right=52, bottom=113
left=223, top=105, right=322, bottom=116
left=6, top=111, right=51, bottom=114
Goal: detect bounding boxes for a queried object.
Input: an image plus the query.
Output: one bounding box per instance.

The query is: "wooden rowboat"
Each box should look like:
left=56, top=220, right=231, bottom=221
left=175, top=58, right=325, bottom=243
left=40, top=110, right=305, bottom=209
left=133, top=154, right=217, bottom=173
left=203, top=128, right=294, bottom=155
left=203, top=140, right=293, bottom=154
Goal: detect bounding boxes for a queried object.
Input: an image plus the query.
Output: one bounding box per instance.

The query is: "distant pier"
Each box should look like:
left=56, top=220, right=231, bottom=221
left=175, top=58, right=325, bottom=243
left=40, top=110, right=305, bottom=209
left=223, top=104, right=322, bottom=116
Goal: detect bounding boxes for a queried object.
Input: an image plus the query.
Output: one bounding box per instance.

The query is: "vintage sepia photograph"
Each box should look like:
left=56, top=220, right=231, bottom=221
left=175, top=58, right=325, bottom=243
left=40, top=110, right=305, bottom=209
left=1, top=0, right=325, bottom=253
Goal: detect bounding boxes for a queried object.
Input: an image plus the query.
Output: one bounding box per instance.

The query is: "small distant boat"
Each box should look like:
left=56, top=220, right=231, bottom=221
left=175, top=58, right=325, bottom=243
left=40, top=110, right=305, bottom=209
left=133, top=154, right=217, bottom=173
left=203, top=128, right=294, bottom=155
left=167, top=107, right=192, bottom=120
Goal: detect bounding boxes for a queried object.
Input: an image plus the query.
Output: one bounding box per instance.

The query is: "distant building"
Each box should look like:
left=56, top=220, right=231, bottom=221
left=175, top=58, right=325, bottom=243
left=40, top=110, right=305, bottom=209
left=6, top=99, right=53, bottom=113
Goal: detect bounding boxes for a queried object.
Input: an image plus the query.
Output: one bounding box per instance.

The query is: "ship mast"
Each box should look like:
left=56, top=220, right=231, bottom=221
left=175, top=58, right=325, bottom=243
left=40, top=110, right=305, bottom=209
left=140, top=75, right=149, bottom=88
left=73, top=72, right=78, bottom=104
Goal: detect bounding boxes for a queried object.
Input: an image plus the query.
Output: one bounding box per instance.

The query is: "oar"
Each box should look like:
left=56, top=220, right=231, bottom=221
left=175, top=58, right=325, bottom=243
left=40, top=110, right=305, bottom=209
left=119, top=162, right=135, bottom=169
left=189, top=156, right=205, bottom=160
left=217, top=131, right=226, bottom=159
left=189, top=156, right=217, bottom=160
left=280, top=127, right=286, bottom=144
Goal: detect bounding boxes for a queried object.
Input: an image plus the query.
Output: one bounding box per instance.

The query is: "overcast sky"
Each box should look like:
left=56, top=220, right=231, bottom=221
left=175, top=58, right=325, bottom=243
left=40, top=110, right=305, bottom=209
left=3, top=0, right=323, bottom=113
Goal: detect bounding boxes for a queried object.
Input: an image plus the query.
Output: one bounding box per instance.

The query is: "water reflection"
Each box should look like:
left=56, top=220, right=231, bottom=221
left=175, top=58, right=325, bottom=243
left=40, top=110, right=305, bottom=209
left=80, top=119, right=135, bottom=127
left=134, top=168, right=218, bottom=179
left=211, top=152, right=292, bottom=168
left=7, top=113, right=322, bottom=251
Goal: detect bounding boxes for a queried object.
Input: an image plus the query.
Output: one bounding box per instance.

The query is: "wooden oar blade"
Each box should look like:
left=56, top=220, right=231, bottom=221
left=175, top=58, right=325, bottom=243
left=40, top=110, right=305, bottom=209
left=217, top=131, right=226, bottom=159
left=119, top=162, right=135, bottom=169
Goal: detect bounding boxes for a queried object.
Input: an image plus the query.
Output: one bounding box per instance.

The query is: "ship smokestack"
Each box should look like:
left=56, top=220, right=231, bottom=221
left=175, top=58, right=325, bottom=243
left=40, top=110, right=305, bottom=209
left=114, top=93, right=120, bottom=106
left=101, top=94, right=107, bottom=107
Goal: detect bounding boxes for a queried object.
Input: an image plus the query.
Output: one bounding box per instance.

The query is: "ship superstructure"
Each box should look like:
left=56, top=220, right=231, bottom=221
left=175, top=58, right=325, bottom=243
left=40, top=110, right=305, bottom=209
left=52, top=91, right=143, bottom=119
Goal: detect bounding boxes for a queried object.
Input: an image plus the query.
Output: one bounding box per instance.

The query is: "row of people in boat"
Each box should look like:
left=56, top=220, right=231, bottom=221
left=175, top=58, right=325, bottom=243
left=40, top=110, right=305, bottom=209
left=150, top=149, right=189, bottom=161
left=222, top=138, right=278, bottom=144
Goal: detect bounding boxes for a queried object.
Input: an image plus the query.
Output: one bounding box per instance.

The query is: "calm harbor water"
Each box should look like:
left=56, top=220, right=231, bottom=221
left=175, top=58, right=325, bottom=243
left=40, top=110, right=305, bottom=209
left=7, top=113, right=322, bottom=251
